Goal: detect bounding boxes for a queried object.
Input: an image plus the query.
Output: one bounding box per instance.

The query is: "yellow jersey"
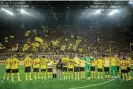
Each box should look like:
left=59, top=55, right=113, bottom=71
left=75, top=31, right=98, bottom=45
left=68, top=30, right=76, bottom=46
left=52, top=61, right=58, bottom=69
left=91, top=60, right=97, bottom=67
left=11, top=58, right=19, bottom=69
left=62, top=57, right=69, bottom=67
left=116, top=59, right=120, bottom=66
left=127, top=58, right=132, bottom=67
left=67, top=59, right=74, bottom=69
left=120, top=60, right=127, bottom=70
left=41, top=58, right=49, bottom=69
left=103, top=57, right=110, bottom=67
left=33, top=58, right=40, bottom=68
left=97, top=59, right=103, bottom=69
left=111, top=57, right=117, bottom=66
left=24, top=57, right=32, bottom=67
left=6, top=58, right=12, bottom=69
left=80, top=60, right=86, bottom=67
left=73, top=58, right=81, bottom=67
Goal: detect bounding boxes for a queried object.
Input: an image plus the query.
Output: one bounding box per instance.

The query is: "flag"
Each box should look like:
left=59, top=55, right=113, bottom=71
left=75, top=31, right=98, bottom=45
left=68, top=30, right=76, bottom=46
left=78, top=48, right=84, bottom=53
left=61, top=45, right=66, bottom=51
left=71, top=35, right=74, bottom=38
left=32, top=29, right=37, bottom=36
left=42, top=25, right=48, bottom=33
left=22, top=44, right=30, bottom=52
left=31, top=42, right=38, bottom=52
left=55, top=40, right=59, bottom=46
left=76, top=39, right=81, bottom=45
left=52, top=40, right=59, bottom=47
left=35, top=37, right=44, bottom=45
left=35, top=42, right=40, bottom=48
left=73, top=44, right=77, bottom=52
left=5, top=37, right=8, bottom=40
left=65, top=38, right=68, bottom=42
left=10, top=35, right=14, bottom=39
left=0, top=43, right=5, bottom=49
left=25, top=30, right=31, bottom=37
left=5, top=40, right=8, bottom=43
left=5, top=37, right=8, bottom=43
left=68, top=43, right=72, bottom=49
left=43, top=42, right=49, bottom=49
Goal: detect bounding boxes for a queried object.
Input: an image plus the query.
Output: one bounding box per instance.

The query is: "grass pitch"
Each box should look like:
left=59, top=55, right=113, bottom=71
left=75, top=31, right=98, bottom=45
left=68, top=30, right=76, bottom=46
left=0, top=65, right=133, bottom=89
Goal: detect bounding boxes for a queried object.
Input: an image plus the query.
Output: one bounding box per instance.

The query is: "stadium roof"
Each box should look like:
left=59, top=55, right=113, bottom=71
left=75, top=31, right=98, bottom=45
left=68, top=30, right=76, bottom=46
left=0, top=1, right=132, bottom=25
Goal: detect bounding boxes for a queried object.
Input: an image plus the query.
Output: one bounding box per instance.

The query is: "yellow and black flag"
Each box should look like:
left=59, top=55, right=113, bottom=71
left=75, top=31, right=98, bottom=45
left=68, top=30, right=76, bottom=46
left=52, top=39, right=59, bottom=47
left=25, top=30, right=31, bottom=37
left=22, top=43, right=30, bottom=52
left=35, top=37, right=44, bottom=45
left=61, top=45, right=66, bottom=51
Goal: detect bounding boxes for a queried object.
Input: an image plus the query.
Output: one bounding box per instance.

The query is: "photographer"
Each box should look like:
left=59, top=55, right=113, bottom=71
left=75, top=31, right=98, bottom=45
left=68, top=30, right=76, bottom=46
left=57, top=58, right=63, bottom=80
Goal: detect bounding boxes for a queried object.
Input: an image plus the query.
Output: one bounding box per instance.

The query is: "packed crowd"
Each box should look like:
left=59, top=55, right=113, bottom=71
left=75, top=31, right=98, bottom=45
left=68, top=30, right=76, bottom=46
left=0, top=25, right=132, bottom=55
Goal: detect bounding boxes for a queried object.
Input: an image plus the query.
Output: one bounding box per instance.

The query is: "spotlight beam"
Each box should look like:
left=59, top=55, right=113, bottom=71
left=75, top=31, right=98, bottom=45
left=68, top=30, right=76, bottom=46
left=95, top=10, right=102, bottom=15
left=108, top=9, right=119, bottom=16
left=20, top=9, right=30, bottom=15
left=1, top=8, right=14, bottom=16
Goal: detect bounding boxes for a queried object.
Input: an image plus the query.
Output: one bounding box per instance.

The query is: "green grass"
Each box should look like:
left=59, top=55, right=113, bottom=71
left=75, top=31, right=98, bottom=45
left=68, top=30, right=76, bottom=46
left=0, top=65, right=133, bottom=89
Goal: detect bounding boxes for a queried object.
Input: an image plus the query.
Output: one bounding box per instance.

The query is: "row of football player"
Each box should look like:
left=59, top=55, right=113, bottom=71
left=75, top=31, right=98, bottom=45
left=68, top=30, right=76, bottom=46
left=2, top=54, right=133, bottom=82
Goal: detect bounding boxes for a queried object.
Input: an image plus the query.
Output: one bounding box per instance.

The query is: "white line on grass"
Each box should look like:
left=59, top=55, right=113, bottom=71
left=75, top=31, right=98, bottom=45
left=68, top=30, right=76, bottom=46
left=69, top=79, right=115, bottom=89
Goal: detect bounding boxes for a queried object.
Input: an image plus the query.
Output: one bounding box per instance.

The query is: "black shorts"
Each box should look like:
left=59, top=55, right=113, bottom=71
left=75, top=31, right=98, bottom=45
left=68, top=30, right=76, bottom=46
left=41, top=69, right=46, bottom=72
left=12, top=69, right=18, bottom=73
left=80, top=67, right=85, bottom=71
left=74, top=67, right=80, bottom=72
left=90, top=67, right=95, bottom=71
left=98, top=68, right=102, bottom=72
left=33, top=68, right=39, bottom=72
left=117, top=66, right=119, bottom=71
left=127, top=67, right=130, bottom=72
left=48, top=68, right=52, bottom=72
left=6, top=69, right=11, bottom=73
left=25, top=66, right=31, bottom=73
left=62, top=67, right=67, bottom=72
left=68, top=68, right=73, bottom=71
left=121, top=70, right=127, bottom=73
left=104, top=67, right=109, bottom=72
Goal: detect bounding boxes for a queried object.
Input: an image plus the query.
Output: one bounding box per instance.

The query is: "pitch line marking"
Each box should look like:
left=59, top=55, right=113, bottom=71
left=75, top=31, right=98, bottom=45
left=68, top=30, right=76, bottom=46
left=69, top=79, right=115, bottom=89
